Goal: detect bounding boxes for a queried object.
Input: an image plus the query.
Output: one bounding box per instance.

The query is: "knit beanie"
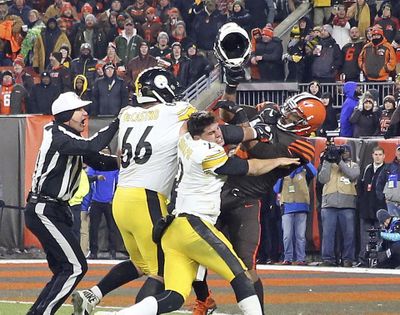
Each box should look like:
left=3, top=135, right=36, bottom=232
left=176, top=20, right=186, bottom=28
left=85, top=14, right=97, bottom=23
left=361, top=91, right=375, bottom=104
left=59, top=44, right=70, bottom=55
left=262, top=26, right=274, bottom=38
left=383, top=95, right=396, bottom=107
left=157, top=31, right=169, bottom=42
left=377, top=209, right=391, bottom=225
left=81, top=3, right=93, bottom=14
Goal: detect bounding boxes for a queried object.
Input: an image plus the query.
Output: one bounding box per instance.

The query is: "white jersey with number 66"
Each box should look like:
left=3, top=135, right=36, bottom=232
left=117, top=102, right=196, bottom=198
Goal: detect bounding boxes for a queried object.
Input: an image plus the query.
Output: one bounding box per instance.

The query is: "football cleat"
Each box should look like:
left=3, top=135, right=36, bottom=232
left=72, top=289, right=100, bottom=315
left=193, top=295, right=217, bottom=315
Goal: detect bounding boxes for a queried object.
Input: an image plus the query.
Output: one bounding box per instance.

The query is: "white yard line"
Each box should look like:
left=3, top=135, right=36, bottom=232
left=0, top=300, right=236, bottom=315
left=1, top=259, right=400, bottom=275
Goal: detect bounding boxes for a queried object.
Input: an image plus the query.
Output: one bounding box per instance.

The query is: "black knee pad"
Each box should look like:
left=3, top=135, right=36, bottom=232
left=230, top=271, right=256, bottom=302
left=136, top=277, right=165, bottom=303
left=156, top=290, right=185, bottom=313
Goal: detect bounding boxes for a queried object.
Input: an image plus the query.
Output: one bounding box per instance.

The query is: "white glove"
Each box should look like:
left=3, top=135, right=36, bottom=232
left=282, top=53, right=291, bottom=61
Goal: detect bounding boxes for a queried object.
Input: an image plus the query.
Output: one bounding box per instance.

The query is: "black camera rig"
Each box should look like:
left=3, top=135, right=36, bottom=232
left=323, top=144, right=346, bottom=163
left=365, top=227, right=384, bottom=268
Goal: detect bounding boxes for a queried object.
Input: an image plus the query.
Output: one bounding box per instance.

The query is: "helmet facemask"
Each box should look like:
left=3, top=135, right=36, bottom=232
left=277, top=92, right=326, bottom=136
left=214, top=22, right=251, bottom=70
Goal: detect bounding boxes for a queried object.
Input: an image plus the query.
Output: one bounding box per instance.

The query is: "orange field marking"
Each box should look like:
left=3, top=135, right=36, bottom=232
left=3, top=291, right=400, bottom=306
left=2, top=276, right=400, bottom=290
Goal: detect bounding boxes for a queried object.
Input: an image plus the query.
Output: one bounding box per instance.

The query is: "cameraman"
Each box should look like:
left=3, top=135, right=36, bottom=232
left=376, top=145, right=400, bottom=217
left=318, top=144, right=360, bottom=267
left=375, top=209, right=400, bottom=268
left=356, top=146, right=387, bottom=266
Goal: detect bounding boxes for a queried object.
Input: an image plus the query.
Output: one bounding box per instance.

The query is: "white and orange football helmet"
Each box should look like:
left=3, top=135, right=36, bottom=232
left=277, top=92, right=326, bottom=136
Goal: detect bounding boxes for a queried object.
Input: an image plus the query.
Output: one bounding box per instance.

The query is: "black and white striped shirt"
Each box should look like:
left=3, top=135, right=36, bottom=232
left=31, top=119, right=119, bottom=201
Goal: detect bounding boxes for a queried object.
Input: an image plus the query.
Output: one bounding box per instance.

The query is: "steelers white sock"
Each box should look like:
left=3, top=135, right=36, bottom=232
left=91, top=285, right=103, bottom=300
left=117, top=296, right=158, bottom=315
left=237, top=295, right=263, bottom=315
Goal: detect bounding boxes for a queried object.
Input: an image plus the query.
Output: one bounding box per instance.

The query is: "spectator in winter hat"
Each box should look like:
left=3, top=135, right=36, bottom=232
left=170, top=20, right=193, bottom=50
left=102, top=42, right=123, bottom=69
left=250, top=26, right=284, bottom=82
left=44, top=0, right=78, bottom=23
left=379, top=95, right=397, bottom=135
left=114, top=18, right=144, bottom=64
left=81, top=3, right=93, bottom=15
left=28, top=71, right=60, bottom=114
left=141, top=6, right=162, bottom=45
left=126, top=40, right=157, bottom=84
left=49, top=51, right=72, bottom=92
left=358, top=24, right=396, bottom=82
left=187, top=43, right=212, bottom=86
left=149, top=31, right=171, bottom=58
left=349, top=90, right=381, bottom=137
left=59, top=44, right=72, bottom=68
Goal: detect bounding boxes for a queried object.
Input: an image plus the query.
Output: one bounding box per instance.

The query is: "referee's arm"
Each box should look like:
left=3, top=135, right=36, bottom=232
left=54, top=118, right=119, bottom=155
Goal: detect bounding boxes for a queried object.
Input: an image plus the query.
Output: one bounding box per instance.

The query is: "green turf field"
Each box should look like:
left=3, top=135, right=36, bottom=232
left=0, top=301, right=187, bottom=315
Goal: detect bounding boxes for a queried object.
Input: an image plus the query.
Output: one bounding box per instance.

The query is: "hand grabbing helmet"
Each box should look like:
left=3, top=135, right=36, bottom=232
left=135, top=67, right=179, bottom=104
left=214, top=22, right=251, bottom=70
left=277, top=92, right=326, bottom=136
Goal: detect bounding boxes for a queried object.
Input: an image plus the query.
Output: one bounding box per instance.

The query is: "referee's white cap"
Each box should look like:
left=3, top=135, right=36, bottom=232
left=52, top=92, right=92, bottom=115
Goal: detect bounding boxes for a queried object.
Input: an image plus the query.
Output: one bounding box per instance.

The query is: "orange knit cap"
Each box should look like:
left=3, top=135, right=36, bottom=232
left=262, top=26, right=274, bottom=38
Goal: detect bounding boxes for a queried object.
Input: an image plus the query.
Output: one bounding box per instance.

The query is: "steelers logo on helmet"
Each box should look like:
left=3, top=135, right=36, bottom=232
left=277, top=92, right=326, bottom=136
left=214, top=22, right=251, bottom=70
left=135, top=67, right=179, bottom=104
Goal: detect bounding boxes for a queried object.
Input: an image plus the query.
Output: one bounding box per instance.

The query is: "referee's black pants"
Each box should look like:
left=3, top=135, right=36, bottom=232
left=25, top=201, right=88, bottom=315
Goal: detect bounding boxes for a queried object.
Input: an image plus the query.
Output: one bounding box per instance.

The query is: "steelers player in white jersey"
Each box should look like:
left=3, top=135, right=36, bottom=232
left=96, top=112, right=300, bottom=315
left=72, top=67, right=196, bottom=314
left=73, top=68, right=271, bottom=315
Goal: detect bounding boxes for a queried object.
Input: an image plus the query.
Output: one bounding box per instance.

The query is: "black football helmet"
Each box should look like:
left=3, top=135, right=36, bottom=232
left=135, top=67, right=179, bottom=104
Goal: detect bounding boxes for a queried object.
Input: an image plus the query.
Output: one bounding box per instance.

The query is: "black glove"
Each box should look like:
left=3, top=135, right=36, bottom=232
left=152, top=214, right=175, bottom=243
left=212, top=100, right=240, bottom=113
left=258, top=105, right=281, bottom=125
left=212, top=100, right=248, bottom=124
left=0, top=200, right=5, bottom=208
left=223, top=66, right=245, bottom=87
left=253, top=123, right=273, bottom=142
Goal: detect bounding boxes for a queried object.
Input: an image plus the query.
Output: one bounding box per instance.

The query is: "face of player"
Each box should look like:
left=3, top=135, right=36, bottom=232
left=372, top=150, right=385, bottom=164
left=196, top=122, right=224, bottom=146
left=67, top=107, right=88, bottom=132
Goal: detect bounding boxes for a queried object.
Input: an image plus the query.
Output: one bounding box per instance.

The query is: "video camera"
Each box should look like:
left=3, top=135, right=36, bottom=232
left=365, top=227, right=384, bottom=268
left=323, top=144, right=346, bottom=163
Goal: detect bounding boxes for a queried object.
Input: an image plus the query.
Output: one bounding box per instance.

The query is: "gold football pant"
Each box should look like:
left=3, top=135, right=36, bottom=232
left=162, top=214, right=247, bottom=300
left=113, top=187, right=168, bottom=276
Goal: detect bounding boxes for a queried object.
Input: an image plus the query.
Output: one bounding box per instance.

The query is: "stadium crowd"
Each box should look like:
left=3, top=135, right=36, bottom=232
left=1, top=0, right=400, bottom=260
left=1, top=1, right=400, bottom=314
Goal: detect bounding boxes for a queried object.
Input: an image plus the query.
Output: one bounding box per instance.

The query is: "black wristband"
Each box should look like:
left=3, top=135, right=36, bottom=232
left=225, top=84, right=237, bottom=95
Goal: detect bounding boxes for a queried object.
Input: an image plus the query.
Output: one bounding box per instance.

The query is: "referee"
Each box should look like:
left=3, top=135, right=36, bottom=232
left=25, top=92, right=120, bottom=315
